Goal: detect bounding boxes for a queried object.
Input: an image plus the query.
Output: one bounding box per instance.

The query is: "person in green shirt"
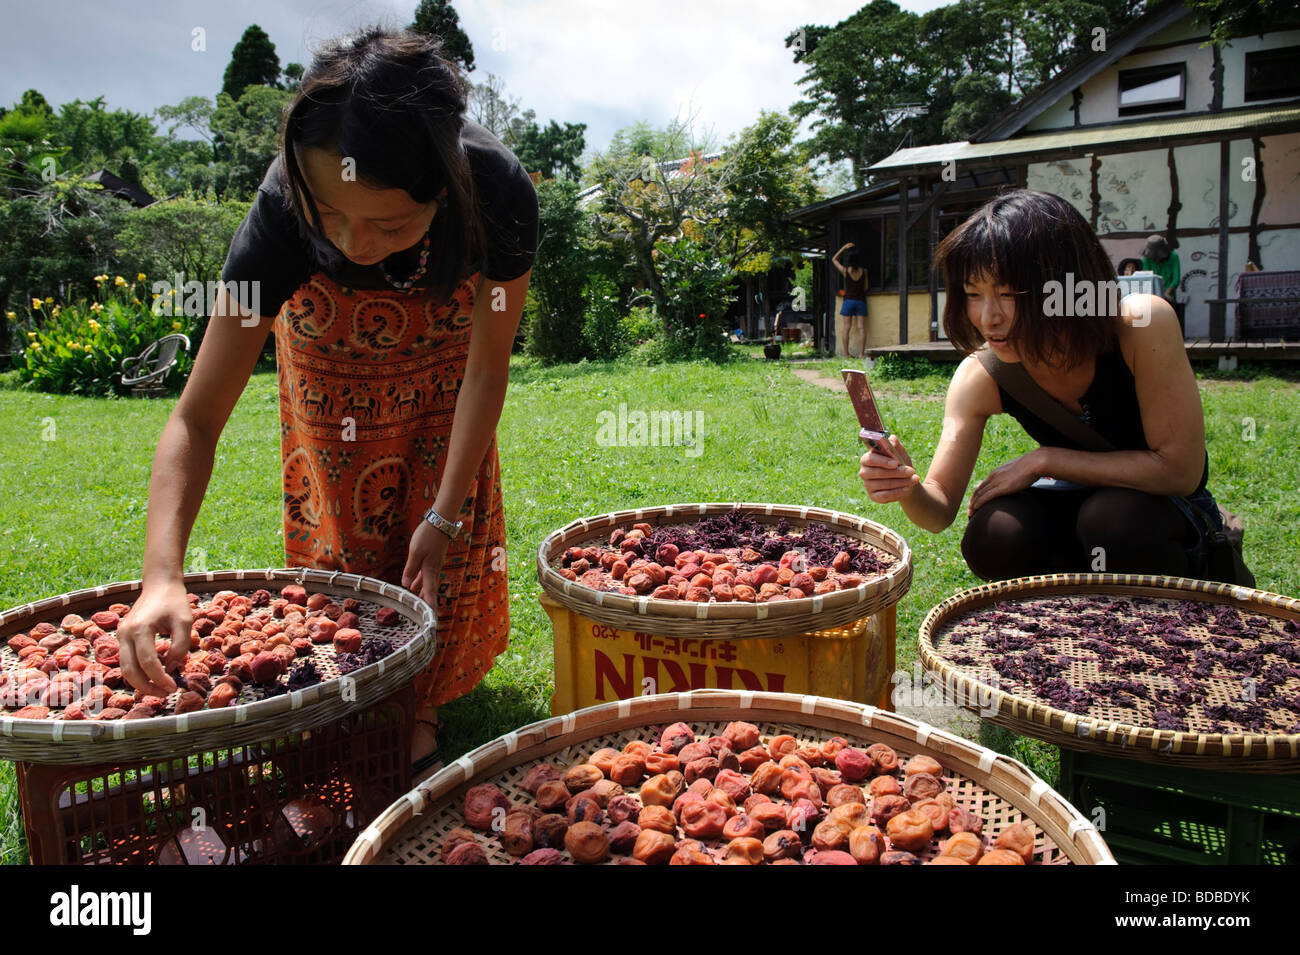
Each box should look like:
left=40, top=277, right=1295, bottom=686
left=1142, top=234, right=1180, bottom=304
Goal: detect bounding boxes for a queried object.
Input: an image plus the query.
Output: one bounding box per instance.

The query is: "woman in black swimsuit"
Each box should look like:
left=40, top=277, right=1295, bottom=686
left=858, top=189, right=1224, bottom=580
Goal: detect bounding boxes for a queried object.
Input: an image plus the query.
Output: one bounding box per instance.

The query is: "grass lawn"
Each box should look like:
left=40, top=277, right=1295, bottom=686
left=1, top=351, right=1297, bottom=863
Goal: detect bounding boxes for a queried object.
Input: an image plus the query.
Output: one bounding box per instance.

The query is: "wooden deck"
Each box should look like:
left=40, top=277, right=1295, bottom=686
left=864, top=340, right=1300, bottom=361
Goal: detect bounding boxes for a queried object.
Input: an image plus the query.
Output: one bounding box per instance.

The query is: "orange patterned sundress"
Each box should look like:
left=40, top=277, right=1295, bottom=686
left=274, top=271, right=509, bottom=708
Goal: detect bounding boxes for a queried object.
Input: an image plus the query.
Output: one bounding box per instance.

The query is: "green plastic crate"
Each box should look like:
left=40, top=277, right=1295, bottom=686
left=1059, top=749, right=1300, bottom=865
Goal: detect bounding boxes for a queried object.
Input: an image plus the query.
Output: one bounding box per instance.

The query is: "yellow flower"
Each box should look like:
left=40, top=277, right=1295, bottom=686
left=90, top=302, right=104, bottom=313
left=51, top=305, right=60, bottom=317
left=88, top=319, right=100, bottom=332
left=27, top=331, right=36, bottom=340
left=5, top=311, right=14, bottom=319
left=133, top=298, right=141, bottom=306
left=136, top=272, right=147, bottom=282
left=172, top=321, right=182, bottom=331
left=68, top=342, right=79, bottom=351
left=114, top=276, right=127, bottom=287
left=151, top=292, right=160, bottom=299
left=45, top=297, right=53, bottom=305
left=29, top=342, right=40, bottom=351
left=94, top=274, right=107, bottom=284
left=32, top=298, right=42, bottom=309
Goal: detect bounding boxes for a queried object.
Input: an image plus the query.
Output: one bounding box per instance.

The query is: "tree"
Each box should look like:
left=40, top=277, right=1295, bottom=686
left=1187, top=0, right=1300, bottom=45
left=716, top=111, right=820, bottom=275
left=221, top=25, right=282, bottom=99
left=788, top=1, right=932, bottom=186
left=525, top=178, right=592, bottom=363
left=585, top=118, right=744, bottom=359
left=941, top=73, right=1014, bottom=140
left=468, top=74, right=522, bottom=141
left=511, top=119, right=587, bottom=181
left=412, top=0, right=475, bottom=72
left=283, top=62, right=304, bottom=93
left=51, top=97, right=156, bottom=186
left=210, top=86, right=293, bottom=200
left=587, top=118, right=732, bottom=318
left=789, top=0, right=1146, bottom=180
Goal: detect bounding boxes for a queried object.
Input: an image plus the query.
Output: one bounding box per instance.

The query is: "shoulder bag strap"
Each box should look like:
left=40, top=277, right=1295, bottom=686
left=975, top=347, right=1117, bottom=453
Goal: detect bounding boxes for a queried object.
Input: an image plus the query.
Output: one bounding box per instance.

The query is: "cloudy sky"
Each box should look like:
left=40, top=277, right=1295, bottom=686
left=2, top=0, right=949, bottom=155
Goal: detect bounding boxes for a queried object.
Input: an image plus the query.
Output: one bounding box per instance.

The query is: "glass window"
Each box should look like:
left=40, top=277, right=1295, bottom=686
left=1245, top=46, right=1300, bottom=101
left=1118, top=65, right=1185, bottom=116
left=882, top=220, right=930, bottom=290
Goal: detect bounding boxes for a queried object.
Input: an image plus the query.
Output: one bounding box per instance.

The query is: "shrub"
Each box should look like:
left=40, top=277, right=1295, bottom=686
left=15, top=273, right=193, bottom=396
left=580, top=274, right=628, bottom=359
left=525, top=179, right=590, bottom=365
left=114, top=195, right=250, bottom=355
left=651, top=235, right=734, bottom=363
left=620, top=305, right=660, bottom=346
left=872, top=352, right=945, bottom=380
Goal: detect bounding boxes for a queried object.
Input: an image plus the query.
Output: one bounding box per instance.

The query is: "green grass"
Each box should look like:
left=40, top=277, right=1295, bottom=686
left=1, top=348, right=1297, bottom=862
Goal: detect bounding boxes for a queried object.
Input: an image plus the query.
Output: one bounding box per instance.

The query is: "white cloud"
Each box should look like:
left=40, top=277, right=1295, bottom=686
left=2, top=0, right=952, bottom=155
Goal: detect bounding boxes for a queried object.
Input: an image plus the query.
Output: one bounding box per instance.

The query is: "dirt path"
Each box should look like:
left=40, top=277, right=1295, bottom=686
left=791, top=367, right=847, bottom=392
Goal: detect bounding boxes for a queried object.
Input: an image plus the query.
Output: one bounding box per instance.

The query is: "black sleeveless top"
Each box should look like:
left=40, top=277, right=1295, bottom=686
left=844, top=269, right=867, bottom=299
left=996, top=346, right=1209, bottom=493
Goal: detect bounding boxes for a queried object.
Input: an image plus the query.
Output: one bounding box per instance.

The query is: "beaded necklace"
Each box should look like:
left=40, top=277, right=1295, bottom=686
left=379, top=233, right=432, bottom=294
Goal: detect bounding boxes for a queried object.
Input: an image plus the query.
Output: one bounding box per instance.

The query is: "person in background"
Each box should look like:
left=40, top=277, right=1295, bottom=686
left=832, top=242, right=869, bottom=358
left=858, top=190, right=1225, bottom=582
left=1118, top=257, right=1141, bottom=276
left=1142, top=234, right=1180, bottom=304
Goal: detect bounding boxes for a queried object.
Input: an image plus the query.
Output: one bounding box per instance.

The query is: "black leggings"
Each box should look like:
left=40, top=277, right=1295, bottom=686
left=961, top=487, right=1200, bottom=581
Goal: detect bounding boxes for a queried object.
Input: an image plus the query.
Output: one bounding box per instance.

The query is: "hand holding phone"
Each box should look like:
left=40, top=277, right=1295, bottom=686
left=843, top=369, right=920, bottom=502
left=841, top=369, right=898, bottom=463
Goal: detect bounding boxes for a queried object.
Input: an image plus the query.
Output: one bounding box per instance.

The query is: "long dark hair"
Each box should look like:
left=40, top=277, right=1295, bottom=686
left=278, top=27, right=486, bottom=302
left=934, top=189, right=1120, bottom=367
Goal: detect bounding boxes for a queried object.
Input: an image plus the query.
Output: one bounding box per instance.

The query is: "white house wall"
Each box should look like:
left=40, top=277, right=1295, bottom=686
left=1026, top=24, right=1300, bottom=133
left=1029, top=130, right=1300, bottom=338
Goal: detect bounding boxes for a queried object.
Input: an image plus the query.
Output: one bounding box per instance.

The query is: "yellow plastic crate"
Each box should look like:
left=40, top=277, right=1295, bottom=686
left=542, top=592, right=896, bottom=716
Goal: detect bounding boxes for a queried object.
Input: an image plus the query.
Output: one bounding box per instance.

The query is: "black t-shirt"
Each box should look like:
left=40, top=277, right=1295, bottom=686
left=221, top=120, right=539, bottom=317
left=996, top=346, right=1209, bottom=493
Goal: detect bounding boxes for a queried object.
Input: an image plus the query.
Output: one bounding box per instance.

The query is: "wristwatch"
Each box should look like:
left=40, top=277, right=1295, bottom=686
left=422, top=505, right=463, bottom=540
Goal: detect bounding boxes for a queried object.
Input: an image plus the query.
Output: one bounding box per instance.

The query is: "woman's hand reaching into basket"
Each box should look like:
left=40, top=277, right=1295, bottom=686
left=114, top=578, right=193, bottom=697
left=402, top=520, right=451, bottom=610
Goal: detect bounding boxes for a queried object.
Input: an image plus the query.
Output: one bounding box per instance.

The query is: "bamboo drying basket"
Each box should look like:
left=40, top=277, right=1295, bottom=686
left=919, top=574, right=1300, bottom=771
left=344, top=690, right=1114, bottom=865
left=536, top=502, right=913, bottom=640
left=0, top=568, right=436, bottom=764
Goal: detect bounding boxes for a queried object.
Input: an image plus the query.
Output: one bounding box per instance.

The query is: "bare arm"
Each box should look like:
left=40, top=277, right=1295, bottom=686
left=860, top=354, right=999, bottom=532
left=118, top=288, right=276, bottom=695
left=1030, top=297, right=1204, bottom=496
left=831, top=242, right=852, bottom=275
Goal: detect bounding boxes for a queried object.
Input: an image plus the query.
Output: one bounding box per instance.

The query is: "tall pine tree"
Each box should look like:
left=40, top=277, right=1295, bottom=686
left=411, top=0, right=476, bottom=72
left=221, top=25, right=282, bottom=99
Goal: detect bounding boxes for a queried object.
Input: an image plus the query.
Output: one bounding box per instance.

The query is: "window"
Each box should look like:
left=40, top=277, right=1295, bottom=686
left=882, top=219, right=930, bottom=289
left=1118, top=64, right=1185, bottom=116
left=1245, top=46, right=1300, bottom=102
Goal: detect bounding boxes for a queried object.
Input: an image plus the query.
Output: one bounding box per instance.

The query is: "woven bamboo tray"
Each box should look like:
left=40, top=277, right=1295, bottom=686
left=919, top=574, right=1300, bottom=771
left=0, top=568, right=436, bottom=764
left=536, top=503, right=913, bottom=639
left=344, top=690, right=1114, bottom=865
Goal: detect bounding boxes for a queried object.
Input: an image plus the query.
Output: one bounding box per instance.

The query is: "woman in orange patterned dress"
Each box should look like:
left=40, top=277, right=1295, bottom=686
left=117, top=28, right=537, bottom=772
